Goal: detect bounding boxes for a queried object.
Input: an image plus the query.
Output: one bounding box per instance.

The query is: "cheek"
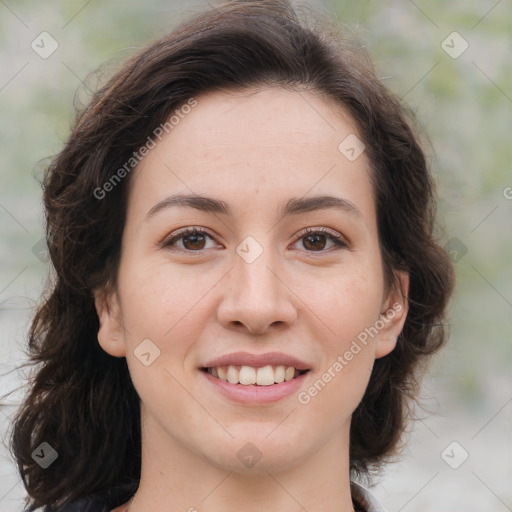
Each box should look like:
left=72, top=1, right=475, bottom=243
left=117, top=258, right=225, bottom=411
left=117, top=260, right=206, bottom=421
left=315, top=262, right=383, bottom=342
left=301, top=263, right=381, bottom=405
left=300, top=350, right=373, bottom=434
left=300, top=292, right=378, bottom=426
left=119, top=257, right=217, bottom=340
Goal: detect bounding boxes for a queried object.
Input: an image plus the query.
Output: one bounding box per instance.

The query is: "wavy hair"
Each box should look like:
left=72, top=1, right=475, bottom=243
left=3, top=0, right=454, bottom=510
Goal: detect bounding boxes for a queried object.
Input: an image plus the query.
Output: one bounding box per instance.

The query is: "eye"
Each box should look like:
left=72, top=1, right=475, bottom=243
left=162, top=227, right=217, bottom=252
left=162, top=226, right=348, bottom=254
left=291, top=227, right=348, bottom=252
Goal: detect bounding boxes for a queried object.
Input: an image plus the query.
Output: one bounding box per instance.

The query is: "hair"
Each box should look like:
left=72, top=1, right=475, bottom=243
left=3, top=0, right=454, bottom=510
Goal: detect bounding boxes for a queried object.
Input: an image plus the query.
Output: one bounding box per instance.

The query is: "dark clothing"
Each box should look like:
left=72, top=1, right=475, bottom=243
left=44, top=480, right=138, bottom=512
left=49, top=495, right=110, bottom=512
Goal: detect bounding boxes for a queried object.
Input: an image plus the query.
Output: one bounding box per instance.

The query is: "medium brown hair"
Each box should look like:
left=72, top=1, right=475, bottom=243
left=4, top=0, right=454, bottom=509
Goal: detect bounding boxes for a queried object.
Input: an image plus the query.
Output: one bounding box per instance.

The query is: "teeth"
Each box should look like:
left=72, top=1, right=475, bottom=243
left=274, top=365, right=285, bottom=383
left=256, top=365, right=274, bottom=386
left=217, top=366, right=227, bottom=380
left=226, top=365, right=238, bottom=384
left=284, top=366, right=295, bottom=381
left=239, top=365, right=256, bottom=385
left=207, top=365, right=304, bottom=385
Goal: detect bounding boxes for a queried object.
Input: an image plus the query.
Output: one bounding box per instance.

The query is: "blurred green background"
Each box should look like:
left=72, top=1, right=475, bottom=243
left=1, top=1, right=510, bottom=510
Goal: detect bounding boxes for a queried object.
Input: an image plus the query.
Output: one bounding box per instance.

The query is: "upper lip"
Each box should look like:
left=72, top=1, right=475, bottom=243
left=201, top=351, right=311, bottom=371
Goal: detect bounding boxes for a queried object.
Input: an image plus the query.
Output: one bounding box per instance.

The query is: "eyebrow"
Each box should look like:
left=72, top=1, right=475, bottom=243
left=144, top=193, right=363, bottom=221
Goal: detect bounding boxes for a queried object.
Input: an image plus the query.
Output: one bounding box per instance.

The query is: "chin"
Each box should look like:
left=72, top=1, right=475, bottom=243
left=211, top=450, right=305, bottom=476
left=201, top=431, right=312, bottom=475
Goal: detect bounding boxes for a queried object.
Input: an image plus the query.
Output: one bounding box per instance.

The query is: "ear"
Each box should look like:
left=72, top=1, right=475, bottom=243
left=93, top=283, right=127, bottom=358
left=375, top=271, right=409, bottom=359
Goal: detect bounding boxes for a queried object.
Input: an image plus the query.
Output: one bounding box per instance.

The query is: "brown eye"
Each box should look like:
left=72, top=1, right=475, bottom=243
left=163, top=228, right=214, bottom=251
left=181, top=232, right=206, bottom=250
left=294, top=227, right=347, bottom=253
left=302, top=233, right=328, bottom=251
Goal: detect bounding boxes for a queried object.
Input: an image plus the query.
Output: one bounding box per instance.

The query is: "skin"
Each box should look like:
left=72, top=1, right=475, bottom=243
left=95, top=87, right=409, bottom=512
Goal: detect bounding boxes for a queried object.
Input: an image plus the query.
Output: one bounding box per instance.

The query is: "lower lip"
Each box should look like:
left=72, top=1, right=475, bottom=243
left=201, top=370, right=309, bottom=404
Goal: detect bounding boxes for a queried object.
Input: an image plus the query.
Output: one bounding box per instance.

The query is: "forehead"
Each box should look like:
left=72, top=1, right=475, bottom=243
left=163, top=86, right=361, bottom=159
left=127, top=86, right=375, bottom=226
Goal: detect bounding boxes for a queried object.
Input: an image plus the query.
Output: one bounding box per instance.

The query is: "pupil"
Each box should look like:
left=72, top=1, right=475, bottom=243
left=184, top=234, right=205, bottom=250
left=304, top=234, right=325, bottom=251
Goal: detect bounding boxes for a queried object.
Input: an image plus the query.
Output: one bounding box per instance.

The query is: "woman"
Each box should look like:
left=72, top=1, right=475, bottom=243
left=8, top=0, right=454, bottom=511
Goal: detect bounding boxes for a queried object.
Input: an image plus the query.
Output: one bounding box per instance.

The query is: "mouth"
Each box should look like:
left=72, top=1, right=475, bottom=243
left=201, top=365, right=310, bottom=386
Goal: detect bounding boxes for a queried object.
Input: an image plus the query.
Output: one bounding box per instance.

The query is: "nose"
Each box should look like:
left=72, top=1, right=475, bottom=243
left=216, top=243, right=297, bottom=335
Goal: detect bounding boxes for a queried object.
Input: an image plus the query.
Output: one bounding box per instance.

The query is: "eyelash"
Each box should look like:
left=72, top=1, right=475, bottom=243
left=162, top=226, right=348, bottom=254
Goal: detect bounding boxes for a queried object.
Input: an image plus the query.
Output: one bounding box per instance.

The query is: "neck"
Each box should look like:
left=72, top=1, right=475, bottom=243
left=126, top=414, right=356, bottom=512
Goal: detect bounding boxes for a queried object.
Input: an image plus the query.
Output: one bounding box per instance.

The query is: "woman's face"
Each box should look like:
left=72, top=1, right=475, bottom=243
left=95, top=87, right=408, bottom=474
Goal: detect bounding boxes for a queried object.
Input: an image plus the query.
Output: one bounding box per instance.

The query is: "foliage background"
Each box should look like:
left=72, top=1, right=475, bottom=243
left=0, top=0, right=510, bottom=510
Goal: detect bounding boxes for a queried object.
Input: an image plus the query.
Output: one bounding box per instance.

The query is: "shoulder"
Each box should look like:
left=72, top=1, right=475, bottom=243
left=351, top=481, right=387, bottom=512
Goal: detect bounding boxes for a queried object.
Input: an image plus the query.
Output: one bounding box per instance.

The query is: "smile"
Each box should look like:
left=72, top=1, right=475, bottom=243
left=202, top=365, right=309, bottom=386
left=200, top=366, right=311, bottom=404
